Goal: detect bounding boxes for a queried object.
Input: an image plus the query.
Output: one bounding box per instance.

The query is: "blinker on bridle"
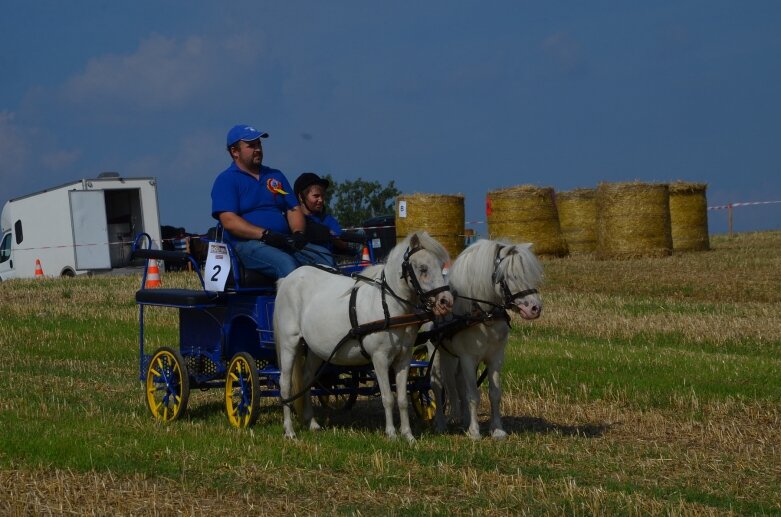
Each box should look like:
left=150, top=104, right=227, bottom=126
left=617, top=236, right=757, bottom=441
left=401, top=246, right=451, bottom=308
left=492, top=245, right=537, bottom=307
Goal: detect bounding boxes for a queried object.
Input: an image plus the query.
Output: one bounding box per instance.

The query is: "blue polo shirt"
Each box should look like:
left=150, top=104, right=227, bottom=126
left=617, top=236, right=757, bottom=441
left=307, top=213, right=343, bottom=237
left=211, top=163, right=299, bottom=242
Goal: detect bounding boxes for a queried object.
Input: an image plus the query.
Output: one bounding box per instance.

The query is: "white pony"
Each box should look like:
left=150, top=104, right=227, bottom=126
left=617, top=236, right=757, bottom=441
left=429, top=239, right=543, bottom=440
left=274, top=232, right=453, bottom=442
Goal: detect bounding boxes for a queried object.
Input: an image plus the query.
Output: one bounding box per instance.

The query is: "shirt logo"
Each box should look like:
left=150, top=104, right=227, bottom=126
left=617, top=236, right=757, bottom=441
left=266, top=178, right=288, bottom=196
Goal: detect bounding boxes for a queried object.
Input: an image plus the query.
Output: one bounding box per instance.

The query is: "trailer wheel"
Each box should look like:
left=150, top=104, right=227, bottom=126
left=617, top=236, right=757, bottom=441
left=410, top=349, right=436, bottom=423
left=145, top=347, right=190, bottom=422
left=316, top=371, right=359, bottom=410
left=61, top=268, right=75, bottom=278
left=225, top=352, right=260, bottom=428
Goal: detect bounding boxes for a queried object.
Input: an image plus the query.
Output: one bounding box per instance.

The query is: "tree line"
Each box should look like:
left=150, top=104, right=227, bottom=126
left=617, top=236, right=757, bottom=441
left=321, top=176, right=400, bottom=228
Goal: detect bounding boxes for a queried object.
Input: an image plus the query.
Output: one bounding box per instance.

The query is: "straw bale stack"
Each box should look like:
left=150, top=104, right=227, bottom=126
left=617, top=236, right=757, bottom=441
left=596, top=181, right=672, bottom=259
left=486, top=185, right=568, bottom=256
left=395, top=193, right=465, bottom=258
left=669, top=181, right=709, bottom=251
left=557, top=188, right=597, bottom=254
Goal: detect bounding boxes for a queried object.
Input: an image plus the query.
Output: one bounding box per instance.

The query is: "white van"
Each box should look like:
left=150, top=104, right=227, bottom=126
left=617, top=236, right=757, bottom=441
left=0, top=173, right=162, bottom=280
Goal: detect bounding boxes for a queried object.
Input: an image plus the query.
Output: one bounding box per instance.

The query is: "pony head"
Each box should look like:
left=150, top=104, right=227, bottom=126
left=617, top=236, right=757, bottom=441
left=386, top=231, right=454, bottom=317
left=493, top=242, right=543, bottom=320
left=450, top=240, right=543, bottom=320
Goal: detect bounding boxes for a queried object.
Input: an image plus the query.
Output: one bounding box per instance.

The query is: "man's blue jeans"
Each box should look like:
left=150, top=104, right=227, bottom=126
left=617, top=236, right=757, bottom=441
left=232, top=240, right=335, bottom=279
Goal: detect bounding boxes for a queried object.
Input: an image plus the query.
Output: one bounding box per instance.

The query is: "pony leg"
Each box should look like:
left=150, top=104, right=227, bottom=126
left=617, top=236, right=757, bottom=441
left=301, top=353, right=323, bottom=432
left=371, top=355, right=398, bottom=440
left=485, top=356, right=507, bottom=440
left=277, top=342, right=300, bottom=439
left=393, top=349, right=415, bottom=443
left=428, top=343, right=448, bottom=433
left=442, top=352, right=463, bottom=428
left=458, top=355, right=482, bottom=440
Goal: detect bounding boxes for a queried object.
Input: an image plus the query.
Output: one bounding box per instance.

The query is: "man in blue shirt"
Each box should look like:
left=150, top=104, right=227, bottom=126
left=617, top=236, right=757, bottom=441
left=211, top=124, right=334, bottom=279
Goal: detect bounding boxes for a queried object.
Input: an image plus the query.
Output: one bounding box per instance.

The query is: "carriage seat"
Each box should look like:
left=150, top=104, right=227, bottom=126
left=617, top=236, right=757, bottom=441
left=135, top=288, right=226, bottom=308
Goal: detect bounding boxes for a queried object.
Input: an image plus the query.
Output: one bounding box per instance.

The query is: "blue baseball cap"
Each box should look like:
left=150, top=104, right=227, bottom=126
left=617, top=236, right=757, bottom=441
left=226, top=124, right=269, bottom=147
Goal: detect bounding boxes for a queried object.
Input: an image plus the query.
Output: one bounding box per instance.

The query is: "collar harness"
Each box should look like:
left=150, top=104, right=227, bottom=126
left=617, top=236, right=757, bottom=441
left=280, top=246, right=450, bottom=405
left=416, top=243, right=538, bottom=349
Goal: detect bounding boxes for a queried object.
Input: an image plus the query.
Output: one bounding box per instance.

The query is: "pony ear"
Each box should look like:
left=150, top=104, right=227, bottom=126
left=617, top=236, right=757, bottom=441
left=410, top=233, right=421, bottom=249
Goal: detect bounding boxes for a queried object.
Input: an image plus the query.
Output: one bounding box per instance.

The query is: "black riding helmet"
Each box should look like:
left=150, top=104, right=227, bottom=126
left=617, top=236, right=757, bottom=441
left=294, top=172, right=330, bottom=201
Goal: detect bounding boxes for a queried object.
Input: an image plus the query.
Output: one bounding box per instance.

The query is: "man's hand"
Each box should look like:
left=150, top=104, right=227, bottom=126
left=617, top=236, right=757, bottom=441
left=291, top=231, right=308, bottom=250
left=260, top=230, right=293, bottom=251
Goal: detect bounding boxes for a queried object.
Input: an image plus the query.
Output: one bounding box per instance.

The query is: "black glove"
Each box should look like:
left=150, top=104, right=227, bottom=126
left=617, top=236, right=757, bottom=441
left=260, top=230, right=292, bottom=250
left=304, top=221, right=332, bottom=245
left=291, top=231, right=308, bottom=250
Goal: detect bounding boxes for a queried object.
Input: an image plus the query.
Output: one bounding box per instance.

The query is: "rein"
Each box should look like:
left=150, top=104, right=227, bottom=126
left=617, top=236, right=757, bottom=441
left=279, top=246, right=447, bottom=405
left=419, top=243, right=538, bottom=346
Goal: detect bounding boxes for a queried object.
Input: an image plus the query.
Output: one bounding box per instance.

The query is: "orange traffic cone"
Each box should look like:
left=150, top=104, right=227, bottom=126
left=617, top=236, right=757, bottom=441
left=360, top=246, right=371, bottom=266
left=34, top=259, right=44, bottom=278
left=145, top=259, right=162, bottom=288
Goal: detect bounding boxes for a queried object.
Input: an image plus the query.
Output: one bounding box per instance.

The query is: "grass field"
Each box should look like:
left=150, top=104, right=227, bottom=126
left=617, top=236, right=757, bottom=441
left=1, top=231, right=780, bottom=515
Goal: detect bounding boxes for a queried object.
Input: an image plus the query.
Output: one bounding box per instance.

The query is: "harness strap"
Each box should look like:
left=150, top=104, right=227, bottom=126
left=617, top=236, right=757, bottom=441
left=349, top=286, right=372, bottom=360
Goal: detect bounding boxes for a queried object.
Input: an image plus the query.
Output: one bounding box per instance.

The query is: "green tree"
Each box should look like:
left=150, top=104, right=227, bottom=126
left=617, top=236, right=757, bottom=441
left=324, top=176, right=400, bottom=228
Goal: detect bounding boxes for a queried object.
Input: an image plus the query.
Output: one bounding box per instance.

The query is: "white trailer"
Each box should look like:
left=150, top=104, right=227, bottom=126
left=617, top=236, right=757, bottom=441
left=0, top=173, right=162, bottom=280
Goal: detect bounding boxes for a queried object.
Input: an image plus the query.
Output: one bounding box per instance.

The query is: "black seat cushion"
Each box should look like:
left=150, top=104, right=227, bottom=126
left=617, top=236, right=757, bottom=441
left=136, top=288, right=226, bottom=307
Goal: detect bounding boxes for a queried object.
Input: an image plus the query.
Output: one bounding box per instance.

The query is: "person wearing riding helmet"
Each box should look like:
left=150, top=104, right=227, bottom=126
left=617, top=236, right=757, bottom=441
left=293, top=172, right=357, bottom=254
left=211, top=125, right=335, bottom=280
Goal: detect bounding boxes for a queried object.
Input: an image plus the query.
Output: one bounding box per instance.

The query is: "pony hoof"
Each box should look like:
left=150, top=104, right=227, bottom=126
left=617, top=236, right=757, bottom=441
left=466, top=430, right=482, bottom=441
left=491, top=429, right=508, bottom=440
left=309, top=421, right=322, bottom=432
left=284, top=432, right=297, bottom=440
left=403, top=433, right=417, bottom=443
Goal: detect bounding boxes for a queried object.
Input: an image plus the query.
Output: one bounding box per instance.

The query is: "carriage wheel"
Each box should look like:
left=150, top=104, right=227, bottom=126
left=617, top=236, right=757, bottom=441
left=225, top=352, right=261, bottom=428
left=316, top=370, right=359, bottom=411
left=145, top=347, right=190, bottom=423
left=409, top=348, right=436, bottom=423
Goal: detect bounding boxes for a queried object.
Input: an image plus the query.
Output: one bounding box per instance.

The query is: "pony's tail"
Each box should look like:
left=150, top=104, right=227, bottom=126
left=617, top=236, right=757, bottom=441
left=273, top=282, right=306, bottom=420
left=273, top=330, right=307, bottom=420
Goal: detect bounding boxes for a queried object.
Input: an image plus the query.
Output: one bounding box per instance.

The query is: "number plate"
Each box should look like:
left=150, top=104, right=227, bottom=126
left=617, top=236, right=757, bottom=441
left=205, top=242, right=230, bottom=291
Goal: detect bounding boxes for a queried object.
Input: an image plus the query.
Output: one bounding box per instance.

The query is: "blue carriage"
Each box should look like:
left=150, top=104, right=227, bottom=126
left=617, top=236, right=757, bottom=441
left=132, top=233, right=435, bottom=429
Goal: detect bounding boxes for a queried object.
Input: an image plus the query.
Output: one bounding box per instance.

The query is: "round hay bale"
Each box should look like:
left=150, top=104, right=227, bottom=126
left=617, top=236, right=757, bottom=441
left=486, top=185, right=568, bottom=256
left=596, top=181, right=672, bottom=259
left=557, top=188, right=597, bottom=254
left=669, top=181, right=710, bottom=251
left=395, top=193, right=464, bottom=258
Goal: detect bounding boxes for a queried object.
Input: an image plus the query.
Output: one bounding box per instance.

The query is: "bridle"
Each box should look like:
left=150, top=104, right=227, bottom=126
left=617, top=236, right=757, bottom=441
left=416, top=243, right=540, bottom=351
left=455, top=243, right=538, bottom=316
left=398, top=245, right=451, bottom=312
left=490, top=244, right=538, bottom=308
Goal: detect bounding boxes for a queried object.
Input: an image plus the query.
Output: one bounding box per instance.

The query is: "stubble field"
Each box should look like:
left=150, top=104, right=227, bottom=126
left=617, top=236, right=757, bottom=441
left=1, top=231, right=779, bottom=515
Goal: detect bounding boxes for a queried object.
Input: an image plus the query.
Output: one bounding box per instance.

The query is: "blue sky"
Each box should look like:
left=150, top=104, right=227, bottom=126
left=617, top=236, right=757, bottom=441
left=1, top=1, right=779, bottom=236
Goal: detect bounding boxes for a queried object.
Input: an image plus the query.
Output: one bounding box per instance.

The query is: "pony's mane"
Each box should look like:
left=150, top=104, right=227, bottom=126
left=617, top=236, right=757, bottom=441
left=449, top=239, right=543, bottom=299
left=385, top=231, right=450, bottom=269
left=363, top=231, right=448, bottom=292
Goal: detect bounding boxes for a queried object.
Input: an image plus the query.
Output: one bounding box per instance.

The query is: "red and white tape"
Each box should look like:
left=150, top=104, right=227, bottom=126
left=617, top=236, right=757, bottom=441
left=708, top=200, right=781, bottom=211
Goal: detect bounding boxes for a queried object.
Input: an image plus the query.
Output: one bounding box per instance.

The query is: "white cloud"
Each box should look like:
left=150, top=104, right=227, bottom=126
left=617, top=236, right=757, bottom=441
left=40, top=149, right=82, bottom=170
left=0, top=111, right=30, bottom=187
left=0, top=111, right=27, bottom=164
left=60, top=34, right=255, bottom=109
